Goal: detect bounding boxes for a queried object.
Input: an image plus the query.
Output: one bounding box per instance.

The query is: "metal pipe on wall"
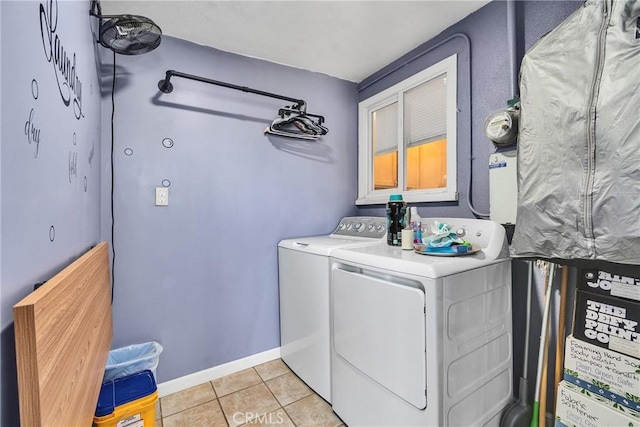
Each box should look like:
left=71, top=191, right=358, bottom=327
left=507, top=0, right=519, bottom=98
left=358, top=33, right=490, bottom=218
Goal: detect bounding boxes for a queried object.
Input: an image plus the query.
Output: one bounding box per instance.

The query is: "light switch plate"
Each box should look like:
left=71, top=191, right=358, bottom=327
left=155, top=187, right=169, bottom=206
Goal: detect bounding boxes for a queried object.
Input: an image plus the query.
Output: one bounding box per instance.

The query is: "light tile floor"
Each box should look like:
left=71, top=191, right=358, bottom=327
left=155, top=359, right=345, bottom=427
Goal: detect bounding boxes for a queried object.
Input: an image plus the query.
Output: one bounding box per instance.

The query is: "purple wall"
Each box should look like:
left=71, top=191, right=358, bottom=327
left=101, top=36, right=359, bottom=383
left=356, top=0, right=582, bottom=220
left=1, top=0, right=103, bottom=424
left=0, top=0, right=585, bottom=424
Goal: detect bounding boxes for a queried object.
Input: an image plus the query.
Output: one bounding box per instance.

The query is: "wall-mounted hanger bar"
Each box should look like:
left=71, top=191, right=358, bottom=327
left=158, top=70, right=306, bottom=110
left=277, top=107, right=324, bottom=123
left=157, top=69, right=328, bottom=140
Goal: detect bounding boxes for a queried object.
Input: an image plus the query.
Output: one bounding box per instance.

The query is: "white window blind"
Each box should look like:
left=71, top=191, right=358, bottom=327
left=404, top=73, right=447, bottom=147
left=373, top=102, right=398, bottom=155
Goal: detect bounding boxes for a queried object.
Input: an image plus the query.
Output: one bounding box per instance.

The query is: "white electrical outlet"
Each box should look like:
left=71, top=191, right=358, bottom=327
left=155, top=187, right=169, bottom=206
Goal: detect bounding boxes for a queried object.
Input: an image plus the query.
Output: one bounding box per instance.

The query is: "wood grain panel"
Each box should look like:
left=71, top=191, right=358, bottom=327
left=14, top=242, right=113, bottom=427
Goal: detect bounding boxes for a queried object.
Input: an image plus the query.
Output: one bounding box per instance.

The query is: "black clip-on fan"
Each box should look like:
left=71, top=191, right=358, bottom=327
left=89, top=0, right=162, bottom=55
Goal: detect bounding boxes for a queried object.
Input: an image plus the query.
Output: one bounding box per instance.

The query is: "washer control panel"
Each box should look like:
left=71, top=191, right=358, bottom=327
left=331, top=217, right=387, bottom=239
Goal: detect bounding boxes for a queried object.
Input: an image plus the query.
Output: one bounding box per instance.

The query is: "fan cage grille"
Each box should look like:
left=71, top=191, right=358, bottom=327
left=99, top=15, right=162, bottom=55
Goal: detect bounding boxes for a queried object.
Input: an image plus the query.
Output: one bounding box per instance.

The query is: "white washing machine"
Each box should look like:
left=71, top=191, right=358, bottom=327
left=330, top=218, right=513, bottom=427
left=278, top=216, right=386, bottom=403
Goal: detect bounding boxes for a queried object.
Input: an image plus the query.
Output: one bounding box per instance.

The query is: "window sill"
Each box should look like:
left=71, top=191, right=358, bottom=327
left=356, top=190, right=458, bottom=205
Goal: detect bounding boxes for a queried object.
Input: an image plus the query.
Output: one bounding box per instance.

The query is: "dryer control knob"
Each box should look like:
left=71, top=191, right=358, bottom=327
left=456, top=228, right=466, bottom=237
left=355, top=222, right=364, bottom=231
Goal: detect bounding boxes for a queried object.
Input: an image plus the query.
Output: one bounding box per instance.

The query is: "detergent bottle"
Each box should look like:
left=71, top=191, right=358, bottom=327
left=386, top=194, right=406, bottom=246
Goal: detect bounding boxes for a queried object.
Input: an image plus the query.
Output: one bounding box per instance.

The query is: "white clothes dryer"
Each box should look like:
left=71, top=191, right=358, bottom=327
left=278, top=216, right=386, bottom=403
left=330, top=218, right=512, bottom=426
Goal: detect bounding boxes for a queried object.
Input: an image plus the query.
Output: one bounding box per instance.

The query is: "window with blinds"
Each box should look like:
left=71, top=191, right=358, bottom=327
left=404, top=74, right=448, bottom=191
left=357, top=54, right=457, bottom=204
left=372, top=102, right=399, bottom=189
left=404, top=74, right=447, bottom=147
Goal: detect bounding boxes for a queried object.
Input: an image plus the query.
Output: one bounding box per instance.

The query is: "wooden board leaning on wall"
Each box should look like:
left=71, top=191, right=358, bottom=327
left=13, top=242, right=113, bottom=427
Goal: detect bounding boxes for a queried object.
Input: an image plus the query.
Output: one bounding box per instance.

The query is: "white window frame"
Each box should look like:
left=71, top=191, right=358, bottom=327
left=356, top=54, right=458, bottom=205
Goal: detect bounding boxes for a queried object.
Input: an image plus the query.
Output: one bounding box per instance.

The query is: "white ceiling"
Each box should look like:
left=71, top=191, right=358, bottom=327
left=101, top=0, right=491, bottom=82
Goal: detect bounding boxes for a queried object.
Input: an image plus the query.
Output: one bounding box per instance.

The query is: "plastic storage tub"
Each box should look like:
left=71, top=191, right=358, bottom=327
left=94, top=370, right=157, bottom=427
left=104, top=341, right=162, bottom=383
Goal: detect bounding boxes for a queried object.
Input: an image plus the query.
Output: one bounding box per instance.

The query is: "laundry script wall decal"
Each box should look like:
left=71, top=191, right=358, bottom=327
left=69, top=132, right=78, bottom=183
left=39, top=0, right=84, bottom=120
left=24, top=79, right=42, bottom=158
left=24, top=108, right=42, bottom=158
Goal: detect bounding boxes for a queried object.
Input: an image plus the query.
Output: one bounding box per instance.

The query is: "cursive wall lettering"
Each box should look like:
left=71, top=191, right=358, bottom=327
left=88, top=139, right=95, bottom=165
left=69, top=133, right=78, bottom=183
left=69, top=150, right=78, bottom=183
left=40, top=0, right=84, bottom=120
left=24, top=109, right=42, bottom=158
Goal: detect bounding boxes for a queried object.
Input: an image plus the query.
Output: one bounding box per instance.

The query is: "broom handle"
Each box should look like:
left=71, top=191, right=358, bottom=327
left=553, top=266, right=569, bottom=409
left=539, top=263, right=556, bottom=427
left=523, top=261, right=533, bottom=377
left=531, top=262, right=554, bottom=427
left=539, top=302, right=552, bottom=427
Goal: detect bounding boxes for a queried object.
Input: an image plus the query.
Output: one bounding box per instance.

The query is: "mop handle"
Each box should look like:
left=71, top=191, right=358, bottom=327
left=531, top=262, right=555, bottom=427
left=553, top=266, right=570, bottom=408
left=523, top=260, right=533, bottom=377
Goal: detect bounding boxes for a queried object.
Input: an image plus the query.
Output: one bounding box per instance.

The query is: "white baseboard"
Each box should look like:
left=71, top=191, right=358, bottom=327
left=157, top=347, right=281, bottom=397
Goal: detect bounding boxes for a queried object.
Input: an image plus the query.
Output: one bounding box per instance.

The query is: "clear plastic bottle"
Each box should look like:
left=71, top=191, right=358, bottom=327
left=409, top=206, right=422, bottom=243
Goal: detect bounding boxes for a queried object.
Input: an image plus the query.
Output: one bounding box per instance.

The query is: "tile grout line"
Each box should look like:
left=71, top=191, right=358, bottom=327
left=160, top=361, right=315, bottom=427
left=260, top=372, right=289, bottom=423
left=213, top=375, right=231, bottom=427
left=234, top=363, right=297, bottom=427
left=259, top=364, right=321, bottom=426
left=275, top=375, right=321, bottom=427
left=160, top=368, right=259, bottom=425
left=243, top=367, right=286, bottom=427
left=159, top=398, right=221, bottom=424
left=217, top=367, right=279, bottom=427
left=159, top=381, right=219, bottom=422
left=211, top=368, right=264, bottom=399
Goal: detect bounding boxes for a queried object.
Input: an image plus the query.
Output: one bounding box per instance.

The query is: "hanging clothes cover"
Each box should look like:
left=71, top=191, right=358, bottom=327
left=512, top=0, right=640, bottom=264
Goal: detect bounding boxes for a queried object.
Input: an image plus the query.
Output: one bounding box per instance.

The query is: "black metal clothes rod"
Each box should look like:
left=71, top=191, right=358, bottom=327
left=277, top=107, right=325, bottom=123
left=157, top=70, right=306, bottom=109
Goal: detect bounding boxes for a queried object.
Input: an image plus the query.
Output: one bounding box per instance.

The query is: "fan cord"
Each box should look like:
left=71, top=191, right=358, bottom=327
left=111, top=50, right=116, bottom=302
